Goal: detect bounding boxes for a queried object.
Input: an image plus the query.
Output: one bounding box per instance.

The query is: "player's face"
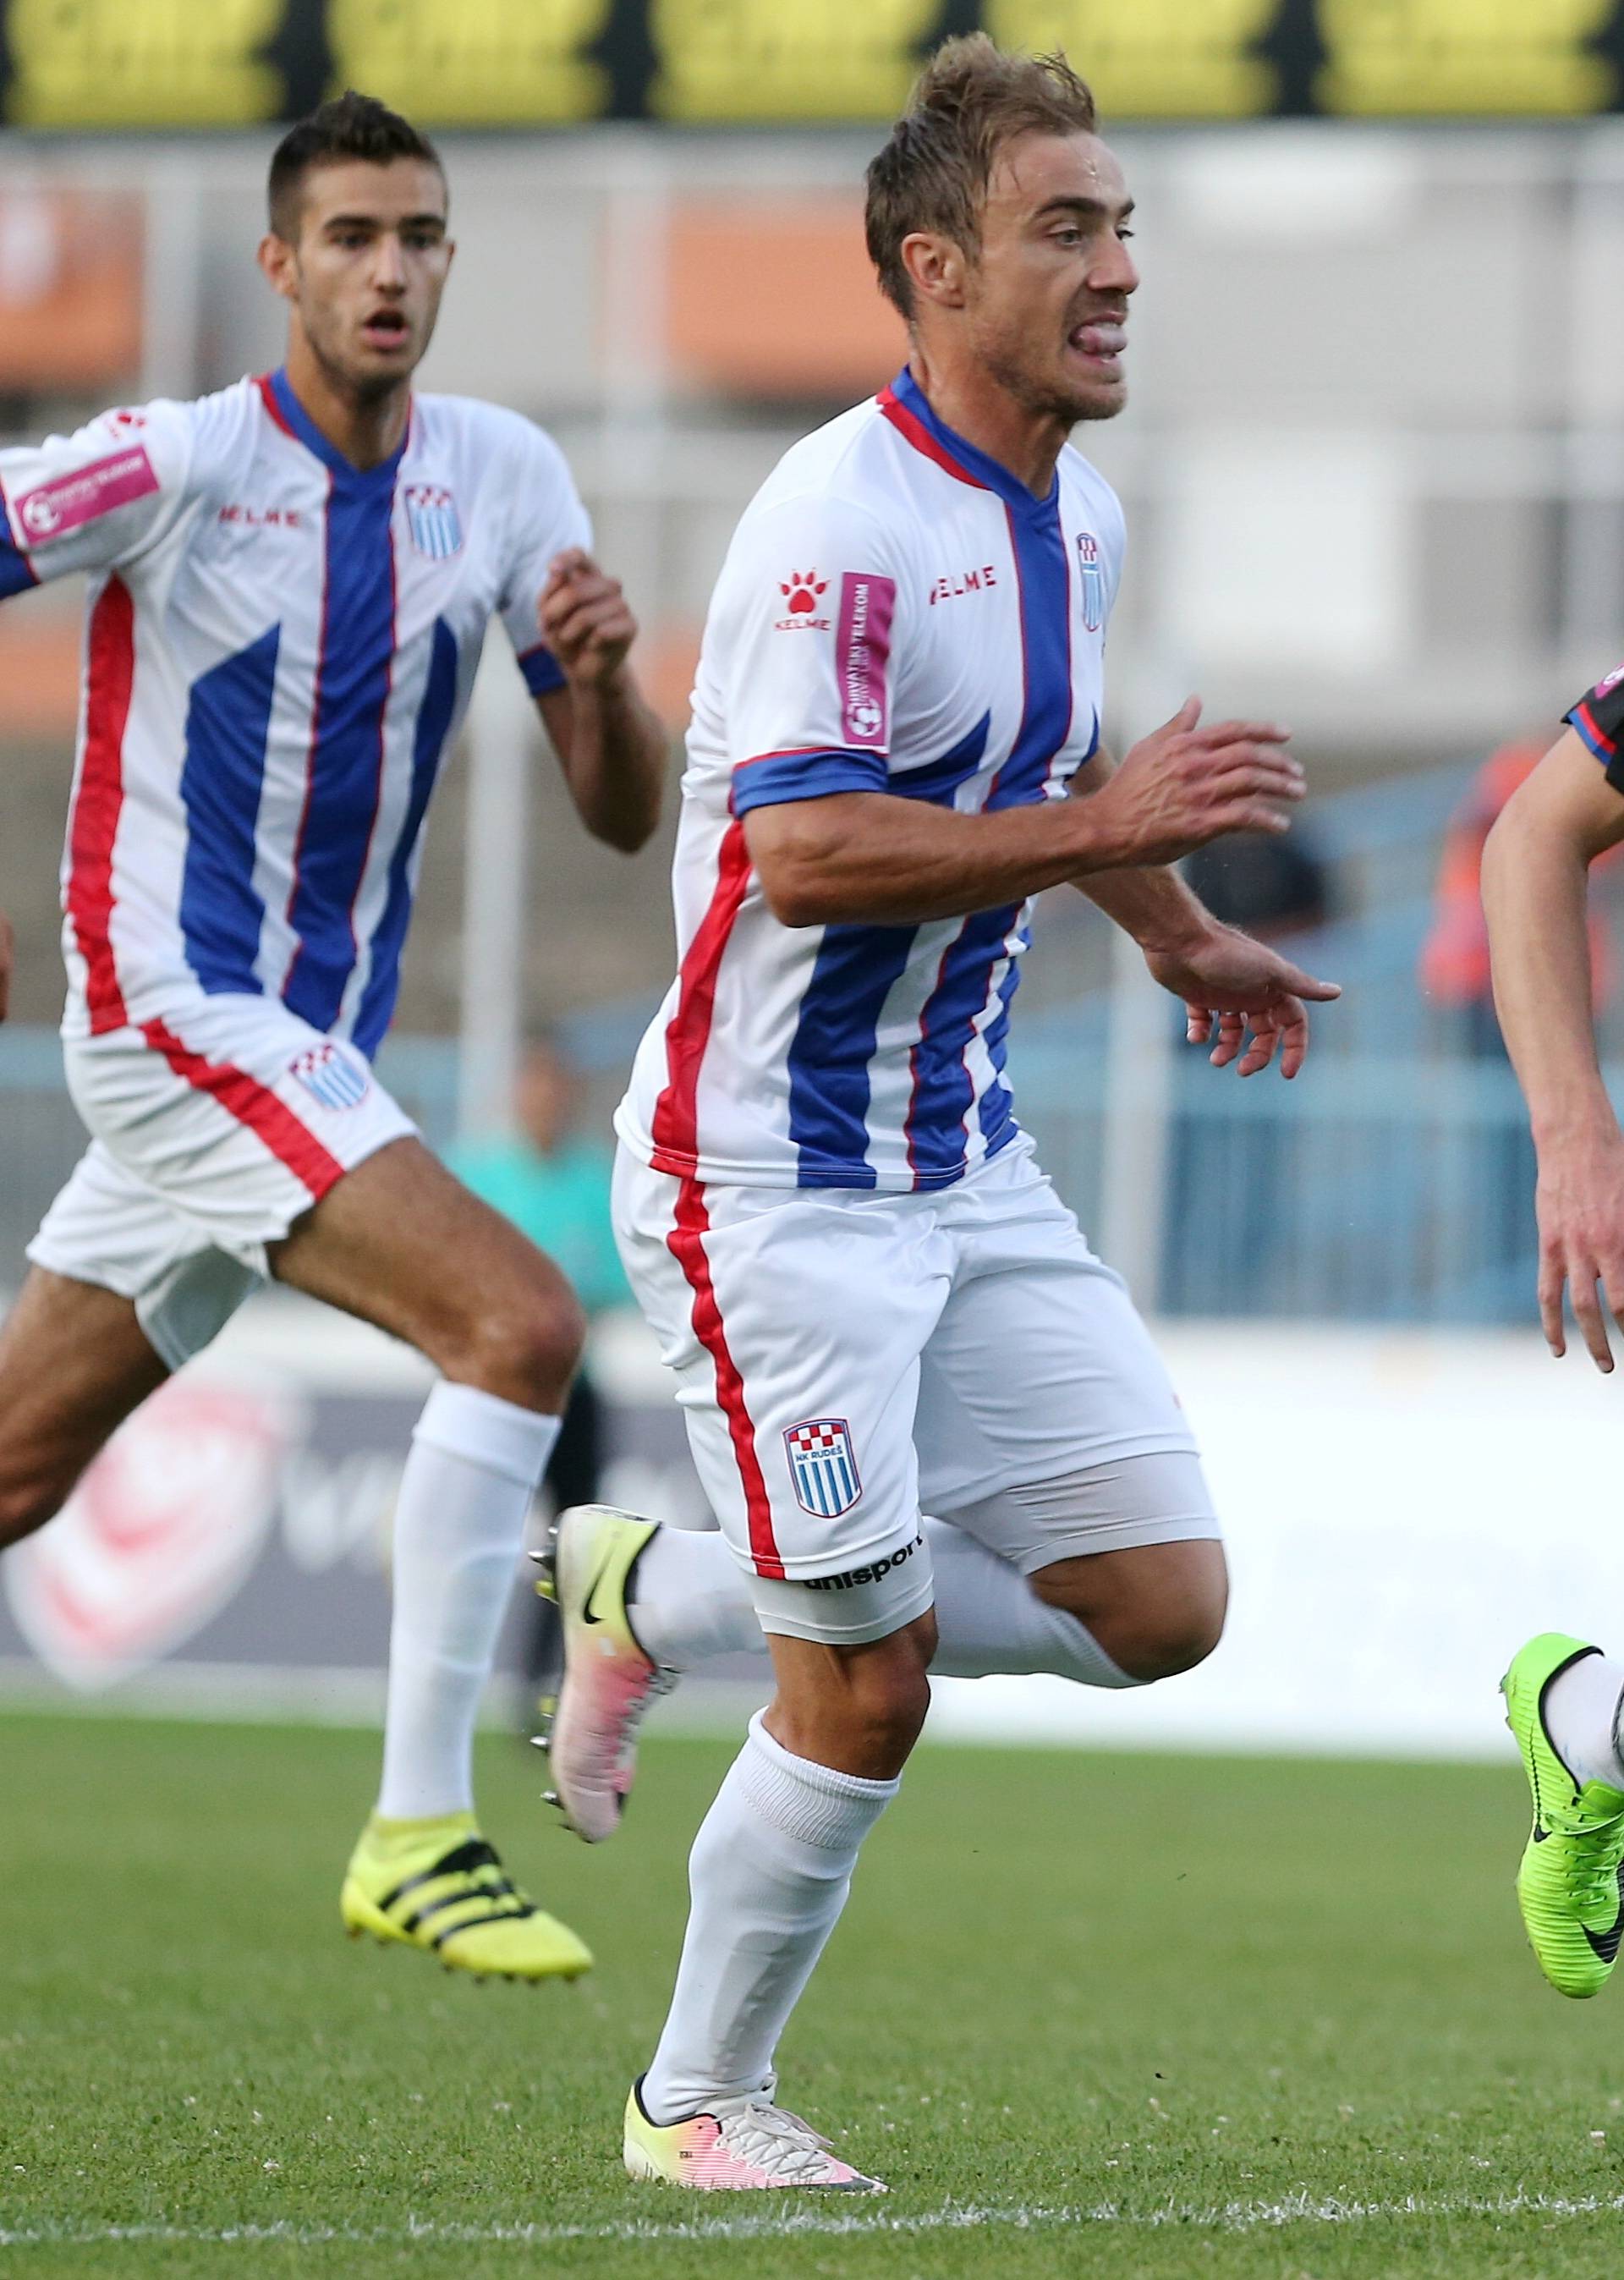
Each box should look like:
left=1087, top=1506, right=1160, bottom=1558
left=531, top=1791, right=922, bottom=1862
left=965, top=132, right=1138, bottom=426
left=269, top=159, right=453, bottom=398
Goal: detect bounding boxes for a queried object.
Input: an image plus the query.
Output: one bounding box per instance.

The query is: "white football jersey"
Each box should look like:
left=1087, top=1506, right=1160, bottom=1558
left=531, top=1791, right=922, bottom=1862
left=616, top=367, right=1123, bottom=1193
left=0, top=371, right=589, bottom=1055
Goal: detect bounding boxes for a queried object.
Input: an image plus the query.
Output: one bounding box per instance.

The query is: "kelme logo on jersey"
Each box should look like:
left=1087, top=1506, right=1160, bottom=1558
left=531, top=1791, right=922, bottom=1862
left=1077, top=531, right=1105, bottom=632
left=404, top=484, right=464, bottom=560
left=784, top=1418, right=863, bottom=1519
left=837, top=572, right=895, bottom=749
left=289, top=1041, right=370, bottom=1112
left=774, top=569, right=830, bottom=631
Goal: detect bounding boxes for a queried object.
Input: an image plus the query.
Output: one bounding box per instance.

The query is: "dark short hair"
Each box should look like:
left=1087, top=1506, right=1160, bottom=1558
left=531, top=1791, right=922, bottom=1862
left=864, top=35, right=1098, bottom=321
left=267, top=90, right=445, bottom=243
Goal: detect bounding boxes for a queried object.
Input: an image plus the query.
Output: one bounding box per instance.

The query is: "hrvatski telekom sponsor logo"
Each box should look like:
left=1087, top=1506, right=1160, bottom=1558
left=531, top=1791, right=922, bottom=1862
left=13, top=446, right=159, bottom=542
left=837, top=571, right=895, bottom=749
left=3, top=1378, right=295, bottom=1690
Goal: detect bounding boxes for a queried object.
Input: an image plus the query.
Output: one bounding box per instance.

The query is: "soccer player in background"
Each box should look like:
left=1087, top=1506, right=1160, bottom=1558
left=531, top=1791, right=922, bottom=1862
left=1484, top=673, right=1624, bottom=1999
left=538, top=38, right=1337, bottom=2187
left=0, top=93, right=667, bottom=1981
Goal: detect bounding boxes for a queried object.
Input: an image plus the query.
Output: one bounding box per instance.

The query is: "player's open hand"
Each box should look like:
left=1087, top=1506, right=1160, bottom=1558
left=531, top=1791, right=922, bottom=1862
left=1534, top=1123, right=1624, bottom=1369
left=539, top=549, right=638, bottom=689
left=0, top=909, right=13, bottom=1024
left=1144, top=922, right=1340, bottom=1080
left=1087, top=698, right=1305, bottom=869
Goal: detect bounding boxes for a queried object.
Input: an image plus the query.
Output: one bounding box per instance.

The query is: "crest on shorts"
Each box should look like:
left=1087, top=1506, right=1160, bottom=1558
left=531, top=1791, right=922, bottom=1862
left=784, top=1418, right=862, bottom=1519
left=1076, top=531, right=1105, bottom=633
left=403, top=483, right=463, bottom=560
left=289, top=1041, right=370, bottom=1112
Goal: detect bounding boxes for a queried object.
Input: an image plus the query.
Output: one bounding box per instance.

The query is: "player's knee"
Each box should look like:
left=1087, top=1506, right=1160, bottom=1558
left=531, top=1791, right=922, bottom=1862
left=1106, top=1583, right=1227, bottom=1682
left=0, top=1464, right=70, bottom=1550
left=446, top=1278, right=588, bottom=1408
left=1034, top=1537, right=1228, bottom=1684
left=771, top=1616, right=935, bottom=1774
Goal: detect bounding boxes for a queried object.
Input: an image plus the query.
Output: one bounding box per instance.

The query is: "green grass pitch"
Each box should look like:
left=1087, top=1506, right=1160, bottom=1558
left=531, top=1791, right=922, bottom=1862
left=6, top=1713, right=1624, bottom=2277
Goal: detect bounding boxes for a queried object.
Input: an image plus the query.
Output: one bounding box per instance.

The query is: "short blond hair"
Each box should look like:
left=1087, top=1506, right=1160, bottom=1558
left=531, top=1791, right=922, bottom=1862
left=864, top=35, right=1099, bottom=321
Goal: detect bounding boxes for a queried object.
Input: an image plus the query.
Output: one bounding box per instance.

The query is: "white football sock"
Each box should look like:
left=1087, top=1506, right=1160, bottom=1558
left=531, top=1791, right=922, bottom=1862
left=640, top=1711, right=897, bottom=2124
left=922, top=1519, right=1136, bottom=1684
left=628, top=1524, right=765, bottom=1668
left=376, top=1382, right=560, bottom=1821
left=1544, top=1650, right=1624, bottom=1791
left=627, top=1518, right=1132, bottom=1686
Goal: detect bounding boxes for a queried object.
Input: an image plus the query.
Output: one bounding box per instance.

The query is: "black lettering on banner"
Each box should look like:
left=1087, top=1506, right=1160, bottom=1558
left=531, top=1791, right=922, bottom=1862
left=326, top=0, right=612, bottom=124
left=648, top=0, right=940, bottom=122
left=986, top=0, right=1281, bottom=118
left=6, top=0, right=287, bottom=126
left=5, top=1, right=1624, bottom=126
left=1315, top=0, right=1616, bottom=116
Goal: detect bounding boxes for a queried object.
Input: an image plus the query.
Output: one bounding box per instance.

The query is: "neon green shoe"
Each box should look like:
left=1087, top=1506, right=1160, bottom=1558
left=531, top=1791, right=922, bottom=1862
left=340, top=1812, right=592, bottom=1982
left=535, top=1505, right=674, bottom=1843
left=1501, top=1633, right=1624, bottom=1999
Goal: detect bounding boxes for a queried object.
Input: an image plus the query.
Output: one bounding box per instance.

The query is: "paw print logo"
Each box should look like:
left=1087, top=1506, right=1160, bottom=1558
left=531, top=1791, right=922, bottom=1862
left=780, top=570, right=827, bottom=615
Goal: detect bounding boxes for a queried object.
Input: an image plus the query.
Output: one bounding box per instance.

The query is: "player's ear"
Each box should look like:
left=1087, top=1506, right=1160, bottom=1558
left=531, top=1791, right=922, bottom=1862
left=257, top=231, right=298, bottom=302
left=899, top=230, right=968, bottom=313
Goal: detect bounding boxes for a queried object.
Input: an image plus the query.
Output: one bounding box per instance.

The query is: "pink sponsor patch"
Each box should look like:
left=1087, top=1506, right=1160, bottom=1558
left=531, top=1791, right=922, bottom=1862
left=836, top=571, right=895, bottom=750
left=14, top=447, right=159, bottom=546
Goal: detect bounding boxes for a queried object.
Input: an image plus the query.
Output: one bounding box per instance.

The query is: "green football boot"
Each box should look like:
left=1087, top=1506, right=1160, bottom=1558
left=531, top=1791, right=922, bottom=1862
left=1501, top=1632, right=1624, bottom=1999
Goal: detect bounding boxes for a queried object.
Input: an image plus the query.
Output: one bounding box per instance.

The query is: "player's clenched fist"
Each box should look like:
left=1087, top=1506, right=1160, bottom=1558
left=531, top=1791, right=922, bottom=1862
left=540, top=548, right=639, bottom=689
left=1083, top=696, right=1304, bottom=869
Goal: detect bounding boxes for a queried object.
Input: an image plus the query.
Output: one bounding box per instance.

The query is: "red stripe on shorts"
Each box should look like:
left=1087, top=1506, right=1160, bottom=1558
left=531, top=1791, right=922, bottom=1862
left=68, top=576, right=136, bottom=1033
left=140, top=1018, right=346, bottom=1202
left=666, top=1176, right=784, bottom=1580
left=648, top=817, right=753, bottom=1176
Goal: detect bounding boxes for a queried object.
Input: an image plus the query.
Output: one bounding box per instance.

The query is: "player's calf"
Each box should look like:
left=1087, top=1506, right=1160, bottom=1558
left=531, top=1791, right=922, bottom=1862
left=0, top=1269, right=171, bottom=1551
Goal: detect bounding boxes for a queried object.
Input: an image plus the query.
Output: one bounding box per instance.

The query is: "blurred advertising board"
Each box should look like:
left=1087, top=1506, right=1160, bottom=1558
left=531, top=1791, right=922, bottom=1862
left=0, top=2, right=1621, bottom=129
left=0, top=1300, right=710, bottom=1706
left=1, top=1307, right=1619, bottom=1764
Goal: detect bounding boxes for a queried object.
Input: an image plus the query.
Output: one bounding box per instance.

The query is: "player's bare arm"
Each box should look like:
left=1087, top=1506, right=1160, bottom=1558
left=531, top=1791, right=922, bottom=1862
left=1068, top=733, right=1340, bottom=1080
left=744, top=697, right=1305, bottom=930
left=1483, top=725, right=1624, bottom=1367
left=535, top=547, right=666, bottom=852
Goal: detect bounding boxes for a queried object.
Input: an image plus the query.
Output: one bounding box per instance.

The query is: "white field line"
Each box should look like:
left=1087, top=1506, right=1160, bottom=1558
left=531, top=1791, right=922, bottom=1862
left=3, top=2189, right=1624, bottom=2248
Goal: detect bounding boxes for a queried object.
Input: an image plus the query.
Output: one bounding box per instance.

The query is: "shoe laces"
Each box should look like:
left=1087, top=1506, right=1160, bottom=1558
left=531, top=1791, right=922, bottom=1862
left=713, top=2099, right=839, bottom=2180
left=1550, top=1799, right=1624, bottom=1909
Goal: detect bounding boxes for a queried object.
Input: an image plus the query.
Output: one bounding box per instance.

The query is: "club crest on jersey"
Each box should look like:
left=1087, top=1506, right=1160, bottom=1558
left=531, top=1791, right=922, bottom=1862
left=404, top=484, right=463, bottom=561
left=784, top=1419, right=862, bottom=1519
left=289, top=1041, right=370, bottom=1112
left=1076, top=532, right=1105, bottom=633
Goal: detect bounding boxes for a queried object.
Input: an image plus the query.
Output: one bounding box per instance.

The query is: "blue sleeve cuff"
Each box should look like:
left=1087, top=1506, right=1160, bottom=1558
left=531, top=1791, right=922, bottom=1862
left=1567, top=703, right=1614, bottom=762
left=0, top=527, right=37, bottom=599
left=731, top=747, right=889, bottom=816
left=518, top=643, right=567, bottom=698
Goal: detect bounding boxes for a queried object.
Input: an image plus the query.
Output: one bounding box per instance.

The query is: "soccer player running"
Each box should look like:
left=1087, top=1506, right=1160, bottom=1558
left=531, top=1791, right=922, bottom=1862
left=1484, top=673, right=1624, bottom=1997
left=536, top=38, right=1337, bottom=2187
left=0, top=94, right=667, bottom=1982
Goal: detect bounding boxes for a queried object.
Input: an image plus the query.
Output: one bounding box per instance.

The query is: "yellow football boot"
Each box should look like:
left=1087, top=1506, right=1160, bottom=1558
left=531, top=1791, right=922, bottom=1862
left=340, top=1811, right=591, bottom=1981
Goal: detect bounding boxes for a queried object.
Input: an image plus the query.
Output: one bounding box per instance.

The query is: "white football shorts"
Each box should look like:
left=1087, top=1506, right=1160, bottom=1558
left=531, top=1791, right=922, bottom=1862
left=28, top=994, right=415, bottom=1370
left=612, top=1135, right=1217, bottom=1646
